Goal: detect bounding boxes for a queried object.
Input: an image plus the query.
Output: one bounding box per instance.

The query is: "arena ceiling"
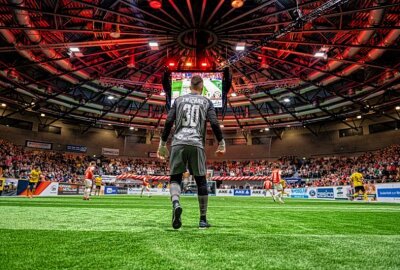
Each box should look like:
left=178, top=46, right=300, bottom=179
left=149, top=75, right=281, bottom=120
left=0, top=0, right=399, bottom=135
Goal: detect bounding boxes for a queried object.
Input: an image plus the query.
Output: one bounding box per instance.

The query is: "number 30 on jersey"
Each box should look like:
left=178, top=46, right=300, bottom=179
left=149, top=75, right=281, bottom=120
left=182, top=104, right=200, bottom=127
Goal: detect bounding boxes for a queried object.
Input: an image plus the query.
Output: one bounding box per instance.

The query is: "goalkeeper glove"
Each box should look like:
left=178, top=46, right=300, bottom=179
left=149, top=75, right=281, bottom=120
left=215, top=139, right=226, bottom=157
left=157, top=140, right=169, bottom=160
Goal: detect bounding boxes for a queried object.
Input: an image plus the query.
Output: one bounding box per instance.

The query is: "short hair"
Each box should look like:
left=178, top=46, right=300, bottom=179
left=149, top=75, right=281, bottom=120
left=191, top=75, right=203, bottom=90
left=90, top=161, right=96, bottom=166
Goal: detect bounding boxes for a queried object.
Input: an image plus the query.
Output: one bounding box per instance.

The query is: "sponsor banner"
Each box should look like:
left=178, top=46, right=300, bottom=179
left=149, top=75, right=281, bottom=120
left=334, top=186, right=352, bottom=200
left=376, top=183, right=400, bottom=203
left=216, top=189, right=234, bottom=196
left=290, top=188, right=308, bottom=199
left=117, top=187, right=128, bottom=195
left=26, top=140, right=52, bottom=150
left=102, top=147, right=120, bottom=156
left=104, top=186, right=118, bottom=195
left=251, top=190, right=266, bottom=197
left=101, top=175, right=117, bottom=183
left=233, top=189, right=251, bottom=196
left=17, top=180, right=29, bottom=195
left=66, top=144, right=87, bottom=153
left=148, top=152, right=158, bottom=158
left=127, top=187, right=170, bottom=196
left=317, top=187, right=335, bottom=200
left=35, top=181, right=59, bottom=196
left=127, top=188, right=141, bottom=195
left=0, top=178, right=18, bottom=196
left=58, top=183, right=82, bottom=195
left=307, top=187, right=318, bottom=199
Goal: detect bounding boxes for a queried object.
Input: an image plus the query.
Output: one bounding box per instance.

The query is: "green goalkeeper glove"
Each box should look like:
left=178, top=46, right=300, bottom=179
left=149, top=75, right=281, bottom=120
left=157, top=140, right=169, bottom=160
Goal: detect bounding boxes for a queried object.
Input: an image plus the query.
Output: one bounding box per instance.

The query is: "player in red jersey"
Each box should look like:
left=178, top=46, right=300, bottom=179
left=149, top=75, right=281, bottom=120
left=271, top=164, right=284, bottom=204
left=263, top=177, right=276, bottom=202
left=140, top=176, right=151, bottom=198
left=83, top=161, right=96, bottom=201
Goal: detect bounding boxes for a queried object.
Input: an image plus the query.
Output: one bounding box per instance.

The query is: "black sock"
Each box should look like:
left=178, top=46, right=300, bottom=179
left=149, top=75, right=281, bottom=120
left=200, top=215, right=207, bottom=222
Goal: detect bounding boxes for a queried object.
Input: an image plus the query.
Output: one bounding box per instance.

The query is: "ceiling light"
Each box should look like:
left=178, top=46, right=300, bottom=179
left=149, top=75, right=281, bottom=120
left=148, top=0, right=162, bottom=9
left=264, top=127, right=270, bottom=131
left=231, top=92, right=237, bottom=97
left=160, top=91, right=166, bottom=96
left=107, top=95, right=115, bottom=100
left=231, top=0, right=244, bottom=8
left=129, top=127, right=134, bottom=130
left=283, top=98, right=290, bottom=103
left=1, top=103, right=6, bottom=107
left=235, top=42, right=245, bottom=51
left=168, top=62, right=175, bottom=67
left=314, top=47, right=328, bottom=59
left=314, top=51, right=327, bottom=59
left=40, top=113, right=45, bottom=117
left=149, top=41, right=159, bottom=50
left=185, top=62, right=192, bottom=67
left=108, top=123, right=112, bottom=126
left=69, top=47, right=80, bottom=52
left=357, top=115, right=362, bottom=119
left=110, top=28, right=120, bottom=39
left=201, top=62, right=207, bottom=67
left=220, top=124, right=224, bottom=128
left=396, top=106, right=400, bottom=110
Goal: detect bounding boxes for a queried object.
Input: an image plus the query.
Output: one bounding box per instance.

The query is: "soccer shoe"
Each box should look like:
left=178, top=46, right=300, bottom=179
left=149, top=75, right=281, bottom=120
left=199, top=220, right=211, bottom=229
left=172, top=203, right=182, bottom=229
left=278, top=197, right=284, bottom=204
left=272, top=195, right=276, bottom=202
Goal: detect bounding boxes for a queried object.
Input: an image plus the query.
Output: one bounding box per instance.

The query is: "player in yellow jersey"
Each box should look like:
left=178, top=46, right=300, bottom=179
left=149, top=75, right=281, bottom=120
left=280, top=179, right=289, bottom=197
left=28, top=165, right=41, bottom=198
left=94, top=176, right=102, bottom=196
left=350, top=169, right=368, bottom=201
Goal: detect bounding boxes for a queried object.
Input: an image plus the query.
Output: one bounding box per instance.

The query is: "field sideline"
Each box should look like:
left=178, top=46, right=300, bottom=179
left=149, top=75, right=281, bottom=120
left=1, top=196, right=399, bottom=270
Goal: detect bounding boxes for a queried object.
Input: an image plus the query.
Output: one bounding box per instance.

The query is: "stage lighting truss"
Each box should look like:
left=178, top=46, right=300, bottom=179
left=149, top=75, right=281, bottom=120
left=220, top=0, right=351, bottom=68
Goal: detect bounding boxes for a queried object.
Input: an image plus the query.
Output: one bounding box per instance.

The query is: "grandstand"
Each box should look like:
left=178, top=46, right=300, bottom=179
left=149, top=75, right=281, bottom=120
left=1, top=0, right=400, bottom=269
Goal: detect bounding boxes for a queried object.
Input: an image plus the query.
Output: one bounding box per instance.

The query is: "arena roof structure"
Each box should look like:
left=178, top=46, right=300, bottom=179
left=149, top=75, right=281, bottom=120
left=0, top=0, right=399, bottom=135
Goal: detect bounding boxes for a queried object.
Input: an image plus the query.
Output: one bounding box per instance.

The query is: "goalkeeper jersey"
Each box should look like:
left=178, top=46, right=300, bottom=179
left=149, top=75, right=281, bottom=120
left=161, top=93, right=223, bottom=149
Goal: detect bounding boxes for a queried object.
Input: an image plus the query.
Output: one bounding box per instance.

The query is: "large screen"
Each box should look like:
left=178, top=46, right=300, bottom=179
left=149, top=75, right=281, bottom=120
left=171, top=72, right=223, bottom=108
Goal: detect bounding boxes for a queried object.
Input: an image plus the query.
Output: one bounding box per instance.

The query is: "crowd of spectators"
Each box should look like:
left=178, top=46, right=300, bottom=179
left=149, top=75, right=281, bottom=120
left=1, top=139, right=399, bottom=186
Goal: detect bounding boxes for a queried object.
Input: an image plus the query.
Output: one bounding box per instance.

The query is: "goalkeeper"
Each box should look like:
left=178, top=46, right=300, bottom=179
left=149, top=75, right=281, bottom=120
left=158, top=75, right=225, bottom=230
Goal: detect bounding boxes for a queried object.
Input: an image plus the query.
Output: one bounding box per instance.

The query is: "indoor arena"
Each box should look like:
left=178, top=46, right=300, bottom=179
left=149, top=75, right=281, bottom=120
left=0, top=0, right=399, bottom=269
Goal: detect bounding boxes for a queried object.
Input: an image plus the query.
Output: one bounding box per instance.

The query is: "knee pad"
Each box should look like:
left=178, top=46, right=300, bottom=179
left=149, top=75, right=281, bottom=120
left=194, top=176, right=208, bottom=196
left=170, top=174, right=182, bottom=185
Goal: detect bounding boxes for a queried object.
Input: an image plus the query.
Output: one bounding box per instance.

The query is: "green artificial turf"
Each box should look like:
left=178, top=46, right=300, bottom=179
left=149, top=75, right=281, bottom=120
left=0, top=196, right=399, bottom=270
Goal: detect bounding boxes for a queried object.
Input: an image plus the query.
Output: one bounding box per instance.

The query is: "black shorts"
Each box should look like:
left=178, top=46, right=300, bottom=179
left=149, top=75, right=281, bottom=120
left=28, top=182, right=37, bottom=190
left=95, top=185, right=101, bottom=190
left=170, top=145, right=206, bottom=176
left=355, top=186, right=365, bottom=193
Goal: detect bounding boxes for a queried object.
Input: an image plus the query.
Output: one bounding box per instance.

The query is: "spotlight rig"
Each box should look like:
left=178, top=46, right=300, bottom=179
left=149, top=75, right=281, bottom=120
left=219, top=0, right=352, bottom=69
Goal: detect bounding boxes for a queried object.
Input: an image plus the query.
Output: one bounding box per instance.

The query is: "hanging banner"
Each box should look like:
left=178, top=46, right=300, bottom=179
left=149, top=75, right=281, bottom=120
left=148, top=152, right=158, bottom=158
left=102, top=147, right=120, bottom=156
left=66, top=145, right=87, bottom=153
left=26, top=140, right=52, bottom=150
